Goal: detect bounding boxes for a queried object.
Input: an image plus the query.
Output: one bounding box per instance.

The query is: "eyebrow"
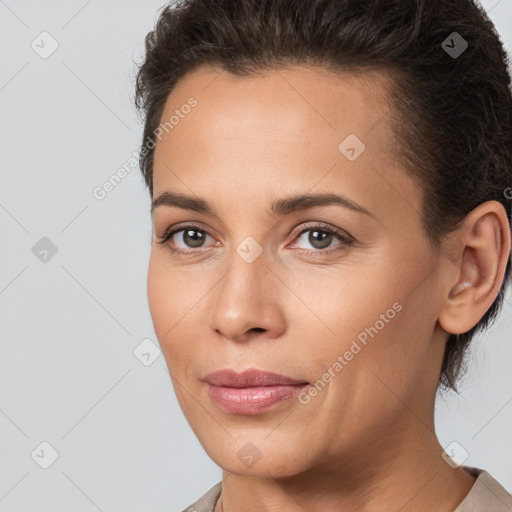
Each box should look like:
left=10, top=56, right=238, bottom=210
left=151, top=191, right=375, bottom=219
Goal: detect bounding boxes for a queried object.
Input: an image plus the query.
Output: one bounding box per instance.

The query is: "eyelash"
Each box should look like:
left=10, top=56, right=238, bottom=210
left=156, top=222, right=354, bottom=257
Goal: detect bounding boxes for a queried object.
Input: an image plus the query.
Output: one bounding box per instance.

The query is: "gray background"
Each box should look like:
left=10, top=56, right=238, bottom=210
left=0, top=1, right=511, bottom=511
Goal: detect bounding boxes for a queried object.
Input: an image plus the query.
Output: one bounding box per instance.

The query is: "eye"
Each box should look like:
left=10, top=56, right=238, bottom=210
left=290, top=223, right=354, bottom=255
left=156, top=223, right=218, bottom=254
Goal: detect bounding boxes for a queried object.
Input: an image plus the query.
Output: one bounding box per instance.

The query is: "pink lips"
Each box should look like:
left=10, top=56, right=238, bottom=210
left=203, top=369, right=309, bottom=415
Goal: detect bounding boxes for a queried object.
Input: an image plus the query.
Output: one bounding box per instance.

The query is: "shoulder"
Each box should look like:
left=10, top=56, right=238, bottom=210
left=181, top=482, right=222, bottom=512
left=455, top=466, right=512, bottom=512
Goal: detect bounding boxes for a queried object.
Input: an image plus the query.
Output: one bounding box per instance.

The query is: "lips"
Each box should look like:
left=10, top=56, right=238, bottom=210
left=202, top=369, right=309, bottom=415
left=203, top=368, right=309, bottom=388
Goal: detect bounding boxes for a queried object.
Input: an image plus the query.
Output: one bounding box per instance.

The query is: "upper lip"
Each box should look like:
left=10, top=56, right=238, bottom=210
left=203, top=369, right=309, bottom=388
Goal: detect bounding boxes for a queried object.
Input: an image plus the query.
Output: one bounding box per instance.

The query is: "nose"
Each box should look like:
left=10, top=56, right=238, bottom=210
left=209, top=250, right=286, bottom=343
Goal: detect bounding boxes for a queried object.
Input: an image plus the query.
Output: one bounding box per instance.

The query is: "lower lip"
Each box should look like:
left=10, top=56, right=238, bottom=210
left=205, top=383, right=308, bottom=415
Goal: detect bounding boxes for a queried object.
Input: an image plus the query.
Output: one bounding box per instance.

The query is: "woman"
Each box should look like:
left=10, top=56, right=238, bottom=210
left=134, top=0, right=512, bottom=510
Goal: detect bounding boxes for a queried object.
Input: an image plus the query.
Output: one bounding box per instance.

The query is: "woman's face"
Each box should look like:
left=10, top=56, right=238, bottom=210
left=147, top=65, right=451, bottom=476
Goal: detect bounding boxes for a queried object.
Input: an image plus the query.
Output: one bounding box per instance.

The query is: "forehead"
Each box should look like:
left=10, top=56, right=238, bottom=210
left=155, top=64, right=394, bottom=153
left=152, top=64, right=421, bottom=227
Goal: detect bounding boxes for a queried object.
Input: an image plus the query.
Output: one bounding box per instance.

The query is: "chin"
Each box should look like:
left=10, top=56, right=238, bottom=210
left=202, top=438, right=313, bottom=478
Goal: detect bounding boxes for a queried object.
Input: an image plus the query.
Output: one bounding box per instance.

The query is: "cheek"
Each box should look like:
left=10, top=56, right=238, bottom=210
left=290, top=257, right=432, bottom=393
left=147, top=253, right=189, bottom=361
left=147, top=253, right=169, bottom=336
left=146, top=252, right=214, bottom=370
left=289, top=261, right=398, bottom=342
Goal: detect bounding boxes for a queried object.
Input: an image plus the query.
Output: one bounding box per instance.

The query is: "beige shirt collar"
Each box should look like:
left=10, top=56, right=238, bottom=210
left=184, top=466, right=512, bottom=512
left=454, top=466, right=512, bottom=511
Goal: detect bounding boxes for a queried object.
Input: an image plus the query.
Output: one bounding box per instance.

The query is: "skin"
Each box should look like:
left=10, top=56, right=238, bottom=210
left=147, top=64, right=511, bottom=512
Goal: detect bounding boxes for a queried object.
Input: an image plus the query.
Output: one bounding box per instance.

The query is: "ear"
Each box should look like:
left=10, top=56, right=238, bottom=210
left=438, top=200, right=511, bottom=336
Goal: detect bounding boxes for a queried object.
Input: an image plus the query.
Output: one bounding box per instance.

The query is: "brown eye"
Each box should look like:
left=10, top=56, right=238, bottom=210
left=303, top=229, right=333, bottom=249
left=292, top=224, right=353, bottom=254
left=178, top=228, right=207, bottom=248
left=157, top=223, right=217, bottom=254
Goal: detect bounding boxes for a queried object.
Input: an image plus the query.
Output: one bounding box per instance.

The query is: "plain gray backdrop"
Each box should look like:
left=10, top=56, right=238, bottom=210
left=1, top=0, right=511, bottom=511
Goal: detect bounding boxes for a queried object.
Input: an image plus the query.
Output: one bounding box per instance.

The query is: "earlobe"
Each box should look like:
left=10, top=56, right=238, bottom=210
left=438, top=201, right=511, bottom=336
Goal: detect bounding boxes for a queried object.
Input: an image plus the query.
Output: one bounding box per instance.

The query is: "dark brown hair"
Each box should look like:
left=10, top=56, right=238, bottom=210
left=134, top=0, right=512, bottom=393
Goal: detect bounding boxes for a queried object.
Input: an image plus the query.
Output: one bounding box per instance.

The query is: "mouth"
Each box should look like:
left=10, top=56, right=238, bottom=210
left=202, top=368, right=309, bottom=415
